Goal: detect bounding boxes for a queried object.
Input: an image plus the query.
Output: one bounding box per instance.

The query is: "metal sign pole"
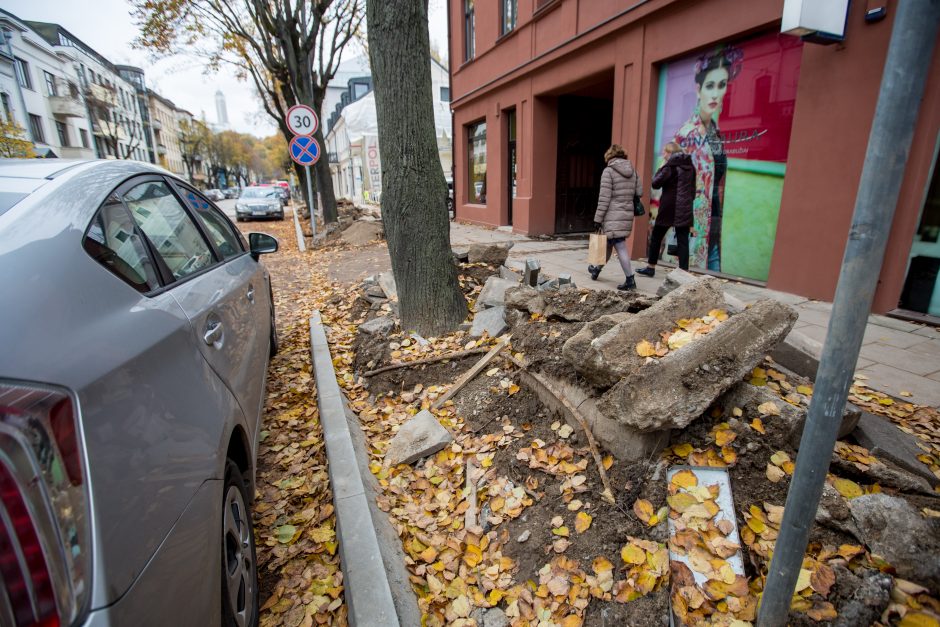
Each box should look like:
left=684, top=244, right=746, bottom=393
left=305, top=164, right=316, bottom=242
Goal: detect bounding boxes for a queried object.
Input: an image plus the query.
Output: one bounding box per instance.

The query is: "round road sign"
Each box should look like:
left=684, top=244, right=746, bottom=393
left=286, top=104, right=318, bottom=136
left=289, top=135, right=320, bottom=166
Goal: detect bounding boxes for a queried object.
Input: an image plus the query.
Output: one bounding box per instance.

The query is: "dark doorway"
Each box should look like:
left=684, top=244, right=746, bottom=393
left=555, top=95, right=613, bottom=233
left=507, top=109, right=517, bottom=225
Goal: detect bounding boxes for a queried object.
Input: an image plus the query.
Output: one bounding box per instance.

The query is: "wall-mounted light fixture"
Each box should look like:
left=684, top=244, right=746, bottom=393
left=781, top=0, right=851, bottom=44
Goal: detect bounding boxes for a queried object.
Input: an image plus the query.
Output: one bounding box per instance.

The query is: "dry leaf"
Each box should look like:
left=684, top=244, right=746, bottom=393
left=575, top=511, right=593, bottom=533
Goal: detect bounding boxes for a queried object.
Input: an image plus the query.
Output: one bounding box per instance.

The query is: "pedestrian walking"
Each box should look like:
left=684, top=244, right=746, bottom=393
left=588, top=144, right=642, bottom=290
left=637, top=141, right=695, bottom=276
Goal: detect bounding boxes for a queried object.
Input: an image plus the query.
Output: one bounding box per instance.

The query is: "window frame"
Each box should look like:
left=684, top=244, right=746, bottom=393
left=464, top=0, right=475, bottom=62
left=79, top=128, right=89, bottom=148
left=13, top=57, right=31, bottom=90
left=440, top=86, right=451, bottom=102
left=44, top=71, right=57, bottom=97
left=167, top=179, right=248, bottom=258
left=55, top=121, right=69, bottom=147
left=28, top=114, right=45, bottom=143
left=467, top=119, right=487, bottom=205
left=501, top=0, right=517, bottom=36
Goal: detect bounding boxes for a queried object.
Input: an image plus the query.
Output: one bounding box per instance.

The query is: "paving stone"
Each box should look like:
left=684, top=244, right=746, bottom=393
left=378, top=272, right=398, bottom=301
left=855, top=363, right=940, bottom=407
left=852, top=412, right=938, bottom=486
left=794, top=307, right=831, bottom=328
left=913, top=326, right=940, bottom=338
left=474, top=277, right=519, bottom=311
left=359, top=315, right=396, bottom=336
left=772, top=329, right=823, bottom=380
left=869, top=314, right=922, bottom=333
left=797, top=323, right=828, bottom=344
left=860, top=341, right=940, bottom=376
left=385, top=410, right=453, bottom=466
left=524, top=259, right=541, bottom=287
left=470, top=306, right=509, bottom=338
left=862, top=324, right=923, bottom=349
left=909, top=338, right=940, bottom=358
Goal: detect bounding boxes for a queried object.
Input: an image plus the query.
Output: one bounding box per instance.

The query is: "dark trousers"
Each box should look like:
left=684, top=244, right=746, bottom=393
left=648, top=224, right=690, bottom=270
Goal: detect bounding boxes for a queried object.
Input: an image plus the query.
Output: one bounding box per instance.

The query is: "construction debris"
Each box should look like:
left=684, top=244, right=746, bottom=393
left=470, top=306, right=509, bottom=338
left=467, top=242, right=513, bottom=265
left=384, top=409, right=454, bottom=466
left=474, top=277, right=520, bottom=311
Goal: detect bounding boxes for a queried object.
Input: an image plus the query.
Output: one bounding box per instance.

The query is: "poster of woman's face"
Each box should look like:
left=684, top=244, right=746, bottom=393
left=652, top=32, right=803, bottom=281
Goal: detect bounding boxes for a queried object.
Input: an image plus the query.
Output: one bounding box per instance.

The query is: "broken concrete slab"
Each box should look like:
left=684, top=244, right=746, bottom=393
left=563, top=312, right=633, bottom=359
left=365, top=285, right=387, bottom=299
left=504, top=285, right=546, bottom=315
left=830, top=452, right=934, bottom=495
left=468, top=242, right=513, bottom=265
left=385, top=410, right=454, bottom=466
left=474, top=277, right=520, bottom=311
left=378, top=272, right=398, bottom=301
left=341, top=220, right=384, bottom=246
left=770, top=329, right=823, bottom=380
left=542, top=290, right=654, bottom=323
left=359, top=316, right=396, bottom=336
left=828, top=565, right=892, bottom=627
left=470, top=306, right=509, bottom=338
left=558, top=273, right=573, bottom=287
left=452, top=247, right=470, bottom=262
left=852, top=411, right=939, bottom=486
left=499, top=265, right=522, bottom=282
left=848, top=493, right=940, bottom=590
left=568, top=277, right=728, bottom=387
left=524, top=259, right=541, bottom=287
left=656, top=268, right=746, bottom=313
left=598, top=299, right=798, bottom=432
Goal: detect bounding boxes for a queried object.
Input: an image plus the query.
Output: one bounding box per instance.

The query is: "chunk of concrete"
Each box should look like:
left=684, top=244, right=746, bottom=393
left=468, top=242, right=513, bottom=265
left=474, top=277, right=520, bottom=311
left=504, top=285, right=545, bottom=315
left=828, top=565, right=892, bottom=627
left=598, top=299, right=798, bottom=432
left=524, top=259, right=541, bottom=287
left=852, top=411, right=939, bottom=486
left=563, top=312, right=633, bottom=359
left=558, top=273, right=573, bottom=286
left=848, top=493, right=940, bottom=590
left=360, top=316, right=396, bottom=336
left=770, top=329, right=823, bottom=380
left=365, top=285, right=387, bottom=299
left=452, top=247, right=470, bottom=262
left=499, top=265, right=522, bottom=282
left=568, top=277, right=727, bottom=387
left=656, top=267, right=698, bottom=297
left=378, top=272, right=398, bottom=301
left=483, top=608, right=509, bottom=627
left=470, top=306, right=509, bottom=338
left=385, top=410, right=453, bottom=466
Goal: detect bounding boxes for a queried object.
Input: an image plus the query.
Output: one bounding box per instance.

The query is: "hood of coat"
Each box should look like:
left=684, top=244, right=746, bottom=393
left=667, top=152, right=694, bottom=172
left=607, top=157, right=634, bottom=179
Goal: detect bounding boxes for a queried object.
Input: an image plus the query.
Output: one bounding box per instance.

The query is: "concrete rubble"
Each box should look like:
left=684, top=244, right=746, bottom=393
left=852, top=411, right=939, bottom=486
left=474, top=277, right=520, bottom=311
left=499, top=265, right=522, bottom=282
left=359, top=315, right=396, bottom=337
left=468, top=242, right=514, bottom=265
left=378, top=272, right=398, bottom=301
left=470, top=306, right=509, bottom=338
left=385, top=409, right=454, bottom=466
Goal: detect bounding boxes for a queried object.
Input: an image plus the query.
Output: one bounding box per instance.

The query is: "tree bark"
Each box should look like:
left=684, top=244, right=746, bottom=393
left=367, top=0, right=467, bottom=336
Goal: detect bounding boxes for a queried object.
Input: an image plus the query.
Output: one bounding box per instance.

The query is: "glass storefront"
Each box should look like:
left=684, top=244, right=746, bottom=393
left=900, top=154, right=940, bottom=316
left=468, top=121, right=487, bottom=204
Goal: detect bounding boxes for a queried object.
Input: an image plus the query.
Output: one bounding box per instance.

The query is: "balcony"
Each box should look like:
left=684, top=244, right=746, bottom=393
left=156, top=143, right=167, bottom=156
left=151, top=119, right=162, bottom=131
left=49, top=95, right=85, bottom=118
left=86, top=82, right=116, bottom=106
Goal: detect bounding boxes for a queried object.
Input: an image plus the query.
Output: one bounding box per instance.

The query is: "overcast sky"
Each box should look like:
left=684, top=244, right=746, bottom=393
left=4, top=0, right=449, bottom=138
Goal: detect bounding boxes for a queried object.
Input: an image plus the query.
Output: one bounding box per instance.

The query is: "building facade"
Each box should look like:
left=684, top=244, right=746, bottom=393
left=148, top=89, right=185, bottom=177
left=0, top=10, right=95, bottom=159
left=449, top=0, right=940, bottom=319
left=117, top=65, right=157, bottom=164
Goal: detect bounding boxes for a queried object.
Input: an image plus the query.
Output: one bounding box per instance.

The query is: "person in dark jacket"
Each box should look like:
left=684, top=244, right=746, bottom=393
left=588, top=144, right=642, bottom=290
left=637, top=142, right=695, bottom=275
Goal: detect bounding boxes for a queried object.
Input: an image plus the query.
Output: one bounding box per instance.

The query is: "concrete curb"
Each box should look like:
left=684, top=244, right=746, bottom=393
left=292, top=206, right=307, bottom=252
left=309, top=311, right=400, bottom=626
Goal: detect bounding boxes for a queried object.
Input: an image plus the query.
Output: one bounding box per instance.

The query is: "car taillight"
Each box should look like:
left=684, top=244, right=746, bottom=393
left=0, top=381, right=90, bottom=627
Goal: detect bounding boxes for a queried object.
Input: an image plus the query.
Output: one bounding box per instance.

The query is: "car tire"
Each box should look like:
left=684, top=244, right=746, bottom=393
left=221, top=460, right=259, bottom=627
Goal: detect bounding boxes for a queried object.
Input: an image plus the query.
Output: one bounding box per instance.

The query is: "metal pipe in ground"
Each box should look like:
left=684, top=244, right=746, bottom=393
left=757, top=2, right=940, bottom=625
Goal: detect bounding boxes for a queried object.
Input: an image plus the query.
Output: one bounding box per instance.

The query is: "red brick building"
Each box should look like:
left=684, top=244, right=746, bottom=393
left=448, top=0, right=940, bottom=318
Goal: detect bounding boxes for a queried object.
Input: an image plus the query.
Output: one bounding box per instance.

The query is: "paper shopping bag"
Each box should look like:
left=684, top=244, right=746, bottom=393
left=588, top=233, right=608, bottom=266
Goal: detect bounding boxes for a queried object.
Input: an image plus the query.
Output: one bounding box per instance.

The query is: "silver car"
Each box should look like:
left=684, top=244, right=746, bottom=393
left=0, top=159, right=277, bottom=627
left=235, top=187, right=284, bottom=221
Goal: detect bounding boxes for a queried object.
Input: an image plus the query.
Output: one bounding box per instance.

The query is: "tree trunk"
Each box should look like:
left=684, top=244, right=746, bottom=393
left=367, top=0, right=467, bottom=336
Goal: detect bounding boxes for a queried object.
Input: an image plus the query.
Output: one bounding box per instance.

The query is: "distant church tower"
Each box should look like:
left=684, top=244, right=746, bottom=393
left=215, top=90, right=229, bottom=127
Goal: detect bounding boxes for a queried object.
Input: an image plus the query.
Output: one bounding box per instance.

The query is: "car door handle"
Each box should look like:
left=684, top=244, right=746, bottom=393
left=246, top=284, right=255, bottom=303
left=204, top=320, right=224, bottom=346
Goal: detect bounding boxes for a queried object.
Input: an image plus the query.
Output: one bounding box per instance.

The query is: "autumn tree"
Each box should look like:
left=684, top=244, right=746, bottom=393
left=0, top=119, right=35, bottom=158
left=367, top=0, right=467, bottom=334
left=132, top=0, right=364, bottom=224
left=178, top=118, right=210, bottom=186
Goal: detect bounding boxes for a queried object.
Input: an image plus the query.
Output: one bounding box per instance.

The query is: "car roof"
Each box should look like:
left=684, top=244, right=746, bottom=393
left=0, top=158, right=93, bottom=180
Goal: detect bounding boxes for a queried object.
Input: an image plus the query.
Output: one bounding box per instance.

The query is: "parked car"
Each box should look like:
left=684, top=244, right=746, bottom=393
left=0, top=159, right=278, bottom=627
left=223, top=187, right=240, bottom=199
left=205, top=188, right=225, bottom=201
left=236, top=186, right=285, bottom=221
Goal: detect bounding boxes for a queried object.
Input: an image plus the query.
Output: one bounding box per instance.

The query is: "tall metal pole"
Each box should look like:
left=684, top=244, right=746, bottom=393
left=305, top=164, right=317, bottom=242
left=758, top=2, right=940, bottom=624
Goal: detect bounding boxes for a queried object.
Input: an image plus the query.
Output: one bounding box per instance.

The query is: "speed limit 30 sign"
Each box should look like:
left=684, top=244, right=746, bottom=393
left=286, top=104, right=319, bottom=136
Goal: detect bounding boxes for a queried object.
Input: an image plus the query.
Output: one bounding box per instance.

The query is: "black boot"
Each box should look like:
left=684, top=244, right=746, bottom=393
left=636, top=266, right=655, bottom=278
left=617, top=275, right=637, bottom=291
left=588, top=265, right=602, bottom=281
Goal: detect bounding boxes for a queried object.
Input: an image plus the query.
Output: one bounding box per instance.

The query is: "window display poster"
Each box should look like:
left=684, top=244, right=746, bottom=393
left=652, top=32, right=803, bottom=281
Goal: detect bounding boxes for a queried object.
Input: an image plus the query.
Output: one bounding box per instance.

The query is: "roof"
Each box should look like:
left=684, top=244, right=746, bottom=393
left=0, top=158, right=93, bottom=180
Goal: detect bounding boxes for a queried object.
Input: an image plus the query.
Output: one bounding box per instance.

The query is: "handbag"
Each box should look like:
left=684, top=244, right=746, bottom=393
left=633, top=193, right=645, bottom=216
left=588, top=232, right=608, bottom=266
left=667, top=231, right=679, bottom=256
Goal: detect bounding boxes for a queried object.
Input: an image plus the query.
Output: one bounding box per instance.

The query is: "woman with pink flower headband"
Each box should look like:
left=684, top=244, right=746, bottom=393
left=673, top=46, right=743, bottom=271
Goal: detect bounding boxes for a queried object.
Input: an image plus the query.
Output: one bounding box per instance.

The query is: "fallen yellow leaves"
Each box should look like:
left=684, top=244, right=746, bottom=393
left=634, top=311, right=729, bottom=360
left=633, top=498, right=668, bottom=527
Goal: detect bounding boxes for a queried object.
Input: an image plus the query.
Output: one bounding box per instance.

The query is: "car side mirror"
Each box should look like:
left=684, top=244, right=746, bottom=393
left=248, top=232, right=278, bottom=260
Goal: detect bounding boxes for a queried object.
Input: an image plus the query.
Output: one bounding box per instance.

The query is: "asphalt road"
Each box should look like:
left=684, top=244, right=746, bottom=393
left=217, top=198, right=236, bottom=219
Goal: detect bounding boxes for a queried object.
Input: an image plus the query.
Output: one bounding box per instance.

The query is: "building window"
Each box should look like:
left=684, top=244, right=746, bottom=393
left=1, top=93, right=11, bottom=122
left=55, top=121, right=69, bottom=146
left=28, top=114, right=45, bottom=143
left=501, top=0, right=517, bottom=35
left=79, top=128, right=89, bottom=148
left=440, top=87, right=451, bottom=102
left=44, top=71, right=58, bottom=97
left=14, top=57, right=32, bottom=90
left=464, top=0, right=475, bottom=61
left=467, top=121, right=486, bottom=204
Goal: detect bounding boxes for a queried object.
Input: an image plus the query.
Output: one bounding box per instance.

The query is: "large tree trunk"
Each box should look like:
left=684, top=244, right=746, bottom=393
left=367, top=0, right=467, bottom=335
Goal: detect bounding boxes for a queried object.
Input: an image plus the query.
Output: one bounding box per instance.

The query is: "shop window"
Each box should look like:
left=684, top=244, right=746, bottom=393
left=467, top=121, right=487, bottom=204
left=464, top=0, right=475, bottom=61
left=501, top=0, right=517, bottom=35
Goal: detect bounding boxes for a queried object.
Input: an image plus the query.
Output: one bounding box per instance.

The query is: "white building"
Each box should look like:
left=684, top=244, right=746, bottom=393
left=325, top=57, right=452, bottom=205
left=0, top=9, right=95, bottom=158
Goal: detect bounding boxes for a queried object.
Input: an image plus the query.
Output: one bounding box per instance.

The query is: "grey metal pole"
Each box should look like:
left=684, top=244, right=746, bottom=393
left=305, top=164, right=317, bottom=242
left=757, top=2, right=940, bottom=625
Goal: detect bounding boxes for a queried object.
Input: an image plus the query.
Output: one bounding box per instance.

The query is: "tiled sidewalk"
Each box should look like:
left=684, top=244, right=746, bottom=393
left=450, top=222, right=940, bottom=407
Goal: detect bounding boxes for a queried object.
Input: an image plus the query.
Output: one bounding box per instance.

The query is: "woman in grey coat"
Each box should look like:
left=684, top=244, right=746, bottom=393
left=588, top=144, right=642, bottom=290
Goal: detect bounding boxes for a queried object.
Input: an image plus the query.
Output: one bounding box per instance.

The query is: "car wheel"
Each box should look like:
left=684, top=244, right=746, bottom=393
left=221, top=460, right=258, bottom=627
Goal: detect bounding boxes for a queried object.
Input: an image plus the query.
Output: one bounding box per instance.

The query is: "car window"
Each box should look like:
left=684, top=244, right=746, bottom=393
left=83, top=197, right=161, bottom=292
left=241, top=188, right=278, bottom=199
left=123, top=180, right=215, bottom=281
left=195, top=203, right=244, bottom=259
